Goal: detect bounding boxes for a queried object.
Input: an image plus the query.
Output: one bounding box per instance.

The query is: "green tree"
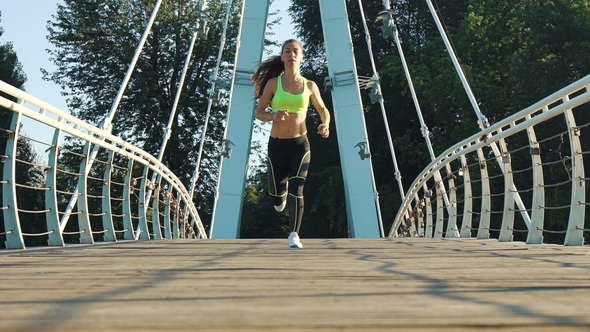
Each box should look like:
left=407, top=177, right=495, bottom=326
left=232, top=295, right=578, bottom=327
left=280, top=0, right=590, bottom=240
left=44, top=0, right=244, bottom=227
left=512, top=0, right=590, bottom=107
left=506, top=0, right=590, bottom=243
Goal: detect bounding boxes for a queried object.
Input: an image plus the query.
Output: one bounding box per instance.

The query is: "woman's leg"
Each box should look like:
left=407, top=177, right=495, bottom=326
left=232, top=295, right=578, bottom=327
left=267, top=137, right=289, bottom=210
left=287, top=136, right=311, bottom=234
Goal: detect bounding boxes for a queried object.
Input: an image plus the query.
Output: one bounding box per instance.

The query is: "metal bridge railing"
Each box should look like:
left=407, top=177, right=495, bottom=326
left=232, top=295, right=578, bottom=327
left=390, top=75, right=590, bottom=246
left=4, top=70, right=590, bottom=248
left=0, top=80, right=207, bottom=250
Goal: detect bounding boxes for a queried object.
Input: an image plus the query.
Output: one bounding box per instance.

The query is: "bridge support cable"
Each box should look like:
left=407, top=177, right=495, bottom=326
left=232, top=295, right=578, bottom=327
left=140, top=0, right=211, bottom=240
left=188, top=0, right=232, bottom=198
left=356, top=1, right=405, bottom=204
left=60, top=0, right=164, bottom=230
left=425, top=0, right=532, bottom=230
left=183, top=0, right=234, bottom=239
left=373, top=3, right=457, bottom=237
left=357, top=0, right=417, bottom=237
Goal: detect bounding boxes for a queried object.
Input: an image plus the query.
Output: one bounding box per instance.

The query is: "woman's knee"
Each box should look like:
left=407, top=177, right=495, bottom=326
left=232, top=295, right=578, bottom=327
left=288, top=177, right=306, bottom=197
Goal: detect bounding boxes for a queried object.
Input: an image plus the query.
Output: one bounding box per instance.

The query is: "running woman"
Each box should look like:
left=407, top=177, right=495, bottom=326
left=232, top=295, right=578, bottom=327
left=253, top=39, right=331, bottom=248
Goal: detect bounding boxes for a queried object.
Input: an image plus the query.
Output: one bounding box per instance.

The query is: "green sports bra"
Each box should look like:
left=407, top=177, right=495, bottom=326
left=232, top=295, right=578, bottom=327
left=271, top=76, right=311, bottom=114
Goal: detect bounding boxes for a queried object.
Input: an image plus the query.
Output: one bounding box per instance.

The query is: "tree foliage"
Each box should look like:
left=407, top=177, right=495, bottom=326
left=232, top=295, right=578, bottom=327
left=240, top=0, right=590, bottom=241
left=45, top=0, right=244, bottom=225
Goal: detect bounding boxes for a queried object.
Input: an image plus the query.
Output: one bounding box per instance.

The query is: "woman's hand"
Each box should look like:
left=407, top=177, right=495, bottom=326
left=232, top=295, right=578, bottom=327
left=273, top=110, right=289, bottom=122
left=317, top=123, right=330, bottom=138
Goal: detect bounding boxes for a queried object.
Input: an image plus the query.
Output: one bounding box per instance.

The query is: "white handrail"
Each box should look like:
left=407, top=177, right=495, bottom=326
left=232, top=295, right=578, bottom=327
left=390, top=75, right=590, bottom=240
left=0, top=80, right=208, bottom=244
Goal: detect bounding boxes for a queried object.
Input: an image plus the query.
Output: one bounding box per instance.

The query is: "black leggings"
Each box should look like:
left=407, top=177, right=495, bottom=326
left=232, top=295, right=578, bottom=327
left=267, top=135, right=311, bottom=233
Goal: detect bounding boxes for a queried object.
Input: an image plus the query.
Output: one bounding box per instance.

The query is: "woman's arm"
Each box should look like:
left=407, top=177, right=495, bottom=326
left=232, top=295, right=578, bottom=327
left=254, top=78, right=288, bottom=122
left=309, top=80, right=331, bottom=138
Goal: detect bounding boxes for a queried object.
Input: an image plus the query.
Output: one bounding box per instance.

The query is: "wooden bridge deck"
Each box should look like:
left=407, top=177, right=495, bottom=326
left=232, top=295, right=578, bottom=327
left=1, top=238, right=589, bottom=331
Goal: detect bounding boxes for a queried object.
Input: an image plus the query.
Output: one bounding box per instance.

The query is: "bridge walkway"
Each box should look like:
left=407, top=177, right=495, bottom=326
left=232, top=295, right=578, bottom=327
left=1, top=238, right=589, bottom=331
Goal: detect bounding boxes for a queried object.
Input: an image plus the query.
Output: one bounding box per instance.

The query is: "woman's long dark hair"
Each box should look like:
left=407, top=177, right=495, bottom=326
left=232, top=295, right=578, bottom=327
left=252, top=39, right=304, bottom=99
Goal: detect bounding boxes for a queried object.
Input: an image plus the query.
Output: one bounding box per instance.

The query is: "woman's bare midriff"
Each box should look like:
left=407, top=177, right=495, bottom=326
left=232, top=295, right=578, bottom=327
left=270, top=112, right=307, bottom=139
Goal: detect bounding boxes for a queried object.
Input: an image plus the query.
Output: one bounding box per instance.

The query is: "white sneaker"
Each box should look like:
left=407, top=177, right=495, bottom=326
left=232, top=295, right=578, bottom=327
left=288, top=232, right=302, bottom=249
left=274, top=200, right=286, bottom=212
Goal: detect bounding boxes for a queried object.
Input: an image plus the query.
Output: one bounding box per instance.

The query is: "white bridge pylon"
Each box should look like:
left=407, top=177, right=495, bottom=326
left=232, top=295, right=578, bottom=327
left=210, top=0, right=383, bottom=238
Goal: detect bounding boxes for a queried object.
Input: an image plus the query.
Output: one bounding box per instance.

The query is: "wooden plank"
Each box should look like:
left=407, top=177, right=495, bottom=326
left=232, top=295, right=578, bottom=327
left=0, top=238, right=589, bottom=331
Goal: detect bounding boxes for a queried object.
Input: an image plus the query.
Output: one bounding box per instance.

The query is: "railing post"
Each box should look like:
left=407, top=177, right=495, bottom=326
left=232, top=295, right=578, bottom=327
left=122, top=159, right=134, bottom=240
left=172, top=192, right=180, bottom=239
left=0, top=80, right=208, bottom=249
left=136, top=166, right=151, bottom=240
left=414, top=194, right=424, bottom=237
left=498, top=137, right=515, bottom=242
left=151, top=174, right=163, bottom=240
left=434, top=185, right=444, bottom=238
left=76, top=142, right=94, bottom=244
left=2, top=111, right=25, bottom=249
left=564, top=109, right=585, bottom=246
left=445, top=166, right=459, bottom=238
left=101, top=150, right=116, bottom=242
left=476, top=148, right=491, bottom=239
left=459, top=155, right=473, bottom=238
left=45, top=129, right=65, bottom=246
left=163, top=186, right=172, bottom=239
left=423, top=184, right=433, bottom=238
left=527, top=130, right=545, bottom=244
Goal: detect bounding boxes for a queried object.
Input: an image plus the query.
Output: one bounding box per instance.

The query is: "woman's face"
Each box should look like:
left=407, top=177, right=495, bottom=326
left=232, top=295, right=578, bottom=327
left=281, top=41, right=303, bottom=68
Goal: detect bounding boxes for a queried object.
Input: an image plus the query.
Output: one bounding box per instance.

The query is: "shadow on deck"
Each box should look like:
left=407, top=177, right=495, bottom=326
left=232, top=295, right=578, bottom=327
left=0, top=238, right=589, bottom=331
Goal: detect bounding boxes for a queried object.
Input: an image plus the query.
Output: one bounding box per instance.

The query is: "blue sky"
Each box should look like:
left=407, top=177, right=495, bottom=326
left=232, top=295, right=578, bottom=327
left=1, top=1, right=67, bottom=144
left=2, top=1, right=66, bottom=111
left=1, top=0, right=293, bottom=147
